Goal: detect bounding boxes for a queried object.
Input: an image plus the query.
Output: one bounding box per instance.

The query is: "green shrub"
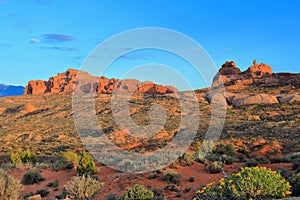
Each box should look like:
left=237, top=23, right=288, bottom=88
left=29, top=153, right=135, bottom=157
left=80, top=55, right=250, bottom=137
left=254, top=156, right=270, bottom=164
left=196, top=166, right=292, bottom=199
left=52, top=158, right=74, bottom=171
left=195, top=157, right=208, bottom=166
left=105, top=193, right=123, bottom=200
left=213, top=143, right=236, bottom=157
left=21, top=169, right=45, bottom=185
left=11, top=150, right=38, bottom=165
left=288, top=173, right=300, bottom=196
left=208, top=161, right=223, bottom=174
left=0, top=169, right=21, bottom=200
left=189, top=176, right=195, bottom=182
left=123, top=184, right=154, bottom=200
left=243, top=158, right=259, bottom=167
left=63, top=151, right=78, bottom=165
left=36, top=189, right=50, bottom=197
left=65, top=175, right=103, bottom=200
left=55, top=188, right=67, bottom=199
left=270, top=156, right=291, bottom=163
left=46, top=179, right=59, bottom=187
left=179, top=152, right=194, bottom=166
left=77, top=151, right=96, bottom=175
left=237, top=144, right=249, bottom=155
left=24, top=192, right=34, bottom=199
left=148, top=171, right=159, bottom=179
left=162, top=170, right=181, bottom=184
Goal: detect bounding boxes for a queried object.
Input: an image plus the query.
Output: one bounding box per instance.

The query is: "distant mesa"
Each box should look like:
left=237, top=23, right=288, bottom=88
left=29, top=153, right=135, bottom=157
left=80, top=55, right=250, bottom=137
left=0, top=84, right=24, bottom=97
left=24, top=69, right=178, bottom=95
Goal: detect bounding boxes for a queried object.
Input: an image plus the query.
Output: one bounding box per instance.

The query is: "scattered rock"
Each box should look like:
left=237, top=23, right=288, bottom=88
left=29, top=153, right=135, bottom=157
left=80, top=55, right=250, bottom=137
left=277, top=94, right=300, bottom=103
left=28, top=194, right=42, bottom=200
left=232, top=94, right=278, bottom=107
left=24, top=103, right=36, bottom=113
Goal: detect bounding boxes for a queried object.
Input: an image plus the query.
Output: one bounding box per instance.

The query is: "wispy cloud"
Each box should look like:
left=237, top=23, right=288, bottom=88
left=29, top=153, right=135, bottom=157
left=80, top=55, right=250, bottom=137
left=119, top=53, right=153, bottom=60
left=42, top=34, right=75, bottom=43
left=41, top=46, right=77, bottom=51
left=222, top=47, right=231, bottom=51
left=29, top=38, right=40, bottom=43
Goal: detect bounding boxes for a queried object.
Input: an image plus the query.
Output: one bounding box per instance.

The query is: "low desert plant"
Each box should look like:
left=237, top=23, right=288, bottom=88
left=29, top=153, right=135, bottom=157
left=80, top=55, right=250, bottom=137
left=196, top=166, right=292, bottom=199
left=46, top=179, right=59, bottom=187
left=105, top=193, right=123, bottom=200
left=10, top=150, right=38, bottom=165
left=77, top=151, right=96, bottom=175
left=63, top=151, right=78, bottom=166
left=36, top=189, right=50, bottom=197
left=213, top=143, right=236, bottom=157
left=21, top=169, right=45, bottom=185
left=243, top=158, right=259, bottom=167
left=189, top=176, right=195, bottom=182
left=123, top=184, right=154, bottom=200
left=288, top=173, right=300, bottom=196
left=208, top=161, right=223, bottom=174
left=65, top=175, right=103, bottom=199
left=0, top=169, right=21, bottom=200
left=179, top=152, right=195, bottom=166
left=162, top=169, right=181, bottom=184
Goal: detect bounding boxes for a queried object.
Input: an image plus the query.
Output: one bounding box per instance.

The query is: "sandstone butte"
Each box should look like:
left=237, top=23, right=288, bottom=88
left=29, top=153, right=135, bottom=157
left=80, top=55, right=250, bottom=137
left=24, top=69, right=178, bottom=95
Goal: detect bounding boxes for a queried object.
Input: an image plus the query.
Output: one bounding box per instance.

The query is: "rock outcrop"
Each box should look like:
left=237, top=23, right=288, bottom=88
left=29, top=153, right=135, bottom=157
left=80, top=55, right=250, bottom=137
left=24, top=69, right=178, bottom=95
left=213, top=60, right=300, bottom=89
left=218, top=61, right=241, bottom=75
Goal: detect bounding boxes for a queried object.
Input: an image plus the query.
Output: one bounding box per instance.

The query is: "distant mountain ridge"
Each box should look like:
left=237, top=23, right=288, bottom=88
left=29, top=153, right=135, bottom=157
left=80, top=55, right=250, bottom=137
left=0, top=84, right=24, bottom=97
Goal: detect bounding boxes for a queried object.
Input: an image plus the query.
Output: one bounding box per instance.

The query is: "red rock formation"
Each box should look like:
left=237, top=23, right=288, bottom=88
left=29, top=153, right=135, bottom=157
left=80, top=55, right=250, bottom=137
left=212, top=60, right=300, bottom=90
left=24, top=69, right=178, bottom=95
left=25, top=80, right=48, bottom=94
left=245, top=59, right=272, bottom=75
left=218, top=61, right=241, bottom=75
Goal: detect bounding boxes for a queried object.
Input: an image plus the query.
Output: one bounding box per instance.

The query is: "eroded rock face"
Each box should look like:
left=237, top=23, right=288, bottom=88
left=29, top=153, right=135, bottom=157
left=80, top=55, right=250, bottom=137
left=24, top=69, right=178, bottom=95
left=246, top=59, right=272, bottom=75
left=213, top=60, right=300, bottom=89
left=218, top=61, right=241, bottom=75
left=232, top=94, right=279, bottom=107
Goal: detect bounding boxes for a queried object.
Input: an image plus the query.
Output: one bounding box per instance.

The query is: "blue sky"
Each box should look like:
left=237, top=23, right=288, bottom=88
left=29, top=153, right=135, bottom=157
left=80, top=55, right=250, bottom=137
left=0, top=0, right=299, bottom=90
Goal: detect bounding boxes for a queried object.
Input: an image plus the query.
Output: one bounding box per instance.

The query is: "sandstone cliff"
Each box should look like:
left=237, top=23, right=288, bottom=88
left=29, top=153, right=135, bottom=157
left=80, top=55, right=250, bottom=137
left=24, top=69, right=178, bottom=95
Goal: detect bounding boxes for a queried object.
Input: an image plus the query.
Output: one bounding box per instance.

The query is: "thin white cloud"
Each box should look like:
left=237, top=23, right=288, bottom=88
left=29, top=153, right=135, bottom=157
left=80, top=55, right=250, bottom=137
left=29, top=38, right=40, bottom=43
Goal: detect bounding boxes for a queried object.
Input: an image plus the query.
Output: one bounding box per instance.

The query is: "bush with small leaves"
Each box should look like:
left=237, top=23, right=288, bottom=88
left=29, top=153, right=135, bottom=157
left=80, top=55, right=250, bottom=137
left=21, top=169, right=45, bottom=185
left=63, top=151, right=78, bottom=166
left=65, top=175, right=103, bottom=200
left=288, top=173, right=300, bottom=196
left=46, top=179, right=59, bottom=187
left=123, top=184, right=154, bottom=200
left=179, top=152, right=195, bottom=166
left=77, top=151, right=96, bottom=175
left=11, top=150, right=38, bottom=165
left=0, top=169, right=21, bottom=200
left=36, top=189, right=50, bottom=197
left=243, top=158, right=259, bottom=167
left=189, top=176, right=195, bottom=182
left=162, top=170, right=181, bottom=184
left=213, top=143, right=236, bottom=157
left=105, top=193, right=123, bottom=200
left=208, top=161, right=223, bottom=174
left=196, top=166, right=292, bottom=199
left=237, top=144, right=250, bottom=155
